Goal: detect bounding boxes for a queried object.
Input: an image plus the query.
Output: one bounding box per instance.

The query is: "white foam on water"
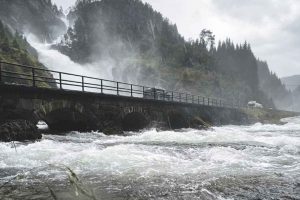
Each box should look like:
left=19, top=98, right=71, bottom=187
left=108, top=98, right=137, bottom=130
left=4, top=13, right=297, bottom=200
left=0, top=117, right=299, bottom=179
left=0, top=117, right=299, bottom=199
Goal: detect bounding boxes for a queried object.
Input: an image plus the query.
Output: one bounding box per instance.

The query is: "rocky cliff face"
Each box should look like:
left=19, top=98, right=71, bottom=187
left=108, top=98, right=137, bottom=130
left=0, top=0, right=66, bottom=42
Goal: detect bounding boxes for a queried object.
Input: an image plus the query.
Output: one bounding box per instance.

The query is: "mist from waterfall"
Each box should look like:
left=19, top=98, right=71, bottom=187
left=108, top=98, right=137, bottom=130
left=27, top=34, right=114, bottom=81
left=25, top=15, right=130, bottom=93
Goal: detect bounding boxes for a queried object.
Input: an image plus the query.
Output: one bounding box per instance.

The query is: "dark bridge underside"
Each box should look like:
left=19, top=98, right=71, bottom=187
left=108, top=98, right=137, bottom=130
left=0, top=84, right=250, bottom=134
left=44, top=108, right=98, bottom=132
left=122, top=112, right=149, bottom=131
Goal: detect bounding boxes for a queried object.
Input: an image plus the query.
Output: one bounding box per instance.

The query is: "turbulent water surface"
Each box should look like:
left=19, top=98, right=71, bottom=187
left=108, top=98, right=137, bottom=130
left=0, top=117, right=300, bottom=200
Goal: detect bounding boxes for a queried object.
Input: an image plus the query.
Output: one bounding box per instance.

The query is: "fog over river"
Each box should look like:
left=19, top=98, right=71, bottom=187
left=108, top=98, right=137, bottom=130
left=0, top=117, right=299, bottom=199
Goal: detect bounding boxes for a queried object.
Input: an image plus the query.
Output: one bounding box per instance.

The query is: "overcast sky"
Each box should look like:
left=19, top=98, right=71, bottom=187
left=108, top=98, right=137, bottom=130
left=52, top=0, right=300, bottom=77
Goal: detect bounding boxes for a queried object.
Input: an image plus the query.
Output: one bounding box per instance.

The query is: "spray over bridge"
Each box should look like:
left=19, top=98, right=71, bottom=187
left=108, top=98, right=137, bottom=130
left=0, top=61, right=248, bottom=133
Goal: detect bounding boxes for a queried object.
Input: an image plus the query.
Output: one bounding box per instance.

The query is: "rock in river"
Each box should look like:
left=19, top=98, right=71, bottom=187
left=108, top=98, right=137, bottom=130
left=0, top=120, right=41, bottom=142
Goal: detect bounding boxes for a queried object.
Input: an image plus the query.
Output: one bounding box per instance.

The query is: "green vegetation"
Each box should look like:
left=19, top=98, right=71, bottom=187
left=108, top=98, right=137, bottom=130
left=0, top=0, right=66, bottom=42
left=56, top=0, right=280, bottom=107
left=0, top=20, right=56, bottom=88
left=257, top=60, right=292, bottom=109
left=0, top=0, right=290, bottom=109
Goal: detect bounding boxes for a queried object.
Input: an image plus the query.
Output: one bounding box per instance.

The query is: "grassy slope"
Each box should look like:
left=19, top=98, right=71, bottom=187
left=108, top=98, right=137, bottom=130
left=0, top=22, right=55, bottom=88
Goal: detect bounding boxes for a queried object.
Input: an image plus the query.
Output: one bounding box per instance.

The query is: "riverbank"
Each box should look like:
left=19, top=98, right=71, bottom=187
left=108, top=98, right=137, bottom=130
left=243, top=108, right=299, bottom=125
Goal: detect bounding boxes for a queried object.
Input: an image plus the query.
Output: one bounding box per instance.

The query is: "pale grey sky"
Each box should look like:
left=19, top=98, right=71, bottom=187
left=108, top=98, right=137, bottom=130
left=52, top=0, right=300, bottom=77
left=52, top=0, right=76, bottom=11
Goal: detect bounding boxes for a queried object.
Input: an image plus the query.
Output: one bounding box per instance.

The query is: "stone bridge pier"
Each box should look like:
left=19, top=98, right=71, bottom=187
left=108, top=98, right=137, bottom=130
left=0, top=85, right=250, bottom=135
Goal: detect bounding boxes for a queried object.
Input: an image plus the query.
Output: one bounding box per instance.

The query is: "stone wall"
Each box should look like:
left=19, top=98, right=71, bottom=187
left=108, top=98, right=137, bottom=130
left=0, top=84, right=252, bottom=141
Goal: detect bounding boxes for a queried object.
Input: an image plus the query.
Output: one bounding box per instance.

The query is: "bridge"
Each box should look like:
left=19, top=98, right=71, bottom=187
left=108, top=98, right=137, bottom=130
left=0, top=61, right=248, bottom=134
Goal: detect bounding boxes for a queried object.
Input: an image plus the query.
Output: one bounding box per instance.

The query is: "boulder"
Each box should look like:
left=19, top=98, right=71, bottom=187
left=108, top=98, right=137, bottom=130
left=0, top=120, right=41, bottom=142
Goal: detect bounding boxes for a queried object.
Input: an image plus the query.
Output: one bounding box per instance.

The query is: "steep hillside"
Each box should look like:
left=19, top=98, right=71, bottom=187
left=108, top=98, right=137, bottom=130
left=0, top=0, right=66, bottom=42
left=54, top=0, right=276, bottom=107
left=257, top=60, right=292, bottom=109
left=58, top=0, right=188, bottom=65
left=0, top=20, right=55, bottom=88
left=288, top=86, right=300, bottom=111
left=213, top=40, right=274, bottom=107
left=281, top=75, right=300, bottom=91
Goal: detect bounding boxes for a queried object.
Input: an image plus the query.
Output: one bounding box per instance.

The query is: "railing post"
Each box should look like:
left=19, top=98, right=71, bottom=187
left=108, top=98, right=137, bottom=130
left=0, top=62, right=2, bottom=83
left=32, top=68, right=35, bottom=87
left=82, top=76, right=84, bottom=92
left=0, top=61, right=239, bottom=109
left=59, top=72, right=62, bottom=89
left=117, top=82, right=119, bottom=95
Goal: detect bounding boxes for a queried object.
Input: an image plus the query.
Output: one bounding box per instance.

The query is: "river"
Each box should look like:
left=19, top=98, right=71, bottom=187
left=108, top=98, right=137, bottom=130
left=0, top=117, right=299, bottom=199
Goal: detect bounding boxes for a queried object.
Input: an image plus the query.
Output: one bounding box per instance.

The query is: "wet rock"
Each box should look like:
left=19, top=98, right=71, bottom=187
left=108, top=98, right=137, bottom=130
left=122, top=112, right=149, bottom=131
left=0, top=120, right=41, bottom=142
left=103, top=126, right=123, bottom=135
left=167, top=110, right=189, bottom=129
left=190, top=116, right=211, bottom=129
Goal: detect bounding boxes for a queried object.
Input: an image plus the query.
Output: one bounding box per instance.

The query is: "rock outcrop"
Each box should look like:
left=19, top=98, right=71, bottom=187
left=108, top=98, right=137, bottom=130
left=0, top=0, right=66, bottom=42
left=0, top=120, right=41, bottom=142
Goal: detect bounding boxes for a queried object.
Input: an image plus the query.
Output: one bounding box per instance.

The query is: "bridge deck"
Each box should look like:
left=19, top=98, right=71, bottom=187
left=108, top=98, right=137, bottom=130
left=0, top=61, right=240, bottom=109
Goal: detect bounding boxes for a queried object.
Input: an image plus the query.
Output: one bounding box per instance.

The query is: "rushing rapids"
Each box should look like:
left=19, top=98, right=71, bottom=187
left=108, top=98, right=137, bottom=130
left=0, top=117, right=300, bottom=199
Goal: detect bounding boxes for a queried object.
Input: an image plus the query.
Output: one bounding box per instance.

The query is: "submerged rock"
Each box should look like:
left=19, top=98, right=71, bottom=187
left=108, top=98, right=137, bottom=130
left=0, top=120, right=41, bottom=142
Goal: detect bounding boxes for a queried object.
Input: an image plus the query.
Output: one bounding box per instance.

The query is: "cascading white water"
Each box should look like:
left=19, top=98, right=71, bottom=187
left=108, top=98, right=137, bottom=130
left=25, top=13, right=120, bottom=93
left=27, top=34, right=114, bottom=79
left=0, top=117, right=299, bottom=199
left=27, top=32, right=135, bottom=96
left=27, top=32, right=144, bottom=95
left=2, top=16, right=298, bottom=200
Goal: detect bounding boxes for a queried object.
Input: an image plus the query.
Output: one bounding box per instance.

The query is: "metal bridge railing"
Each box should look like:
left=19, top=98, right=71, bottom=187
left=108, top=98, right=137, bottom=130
left=0, top=61, right=241, bottom=109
